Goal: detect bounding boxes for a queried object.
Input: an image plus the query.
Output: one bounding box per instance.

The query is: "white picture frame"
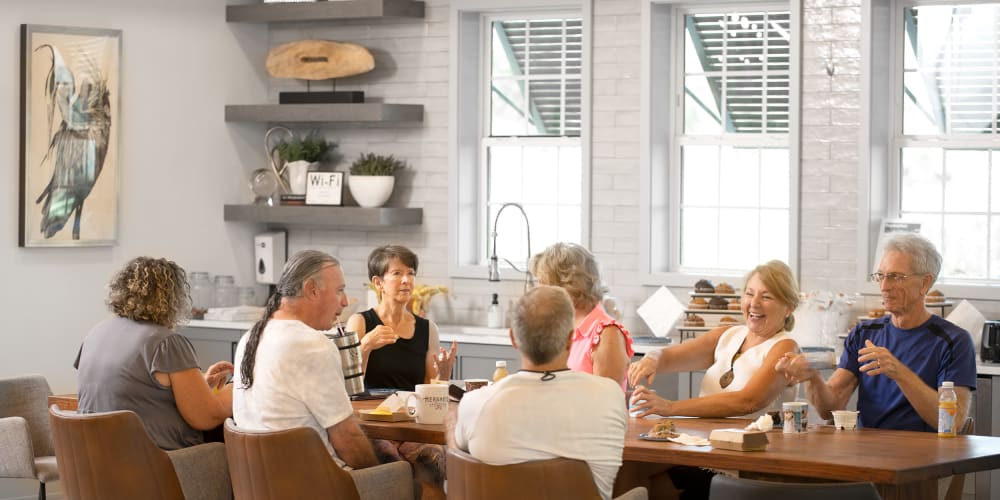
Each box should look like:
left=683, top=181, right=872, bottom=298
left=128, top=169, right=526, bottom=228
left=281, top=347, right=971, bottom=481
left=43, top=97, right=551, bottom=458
left=305, top=171, right=344, bottom=206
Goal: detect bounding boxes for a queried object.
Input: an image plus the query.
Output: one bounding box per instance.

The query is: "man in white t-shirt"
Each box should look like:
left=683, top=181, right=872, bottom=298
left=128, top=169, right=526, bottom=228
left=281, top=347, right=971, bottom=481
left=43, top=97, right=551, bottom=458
left=233, top=250, right=414, bottom=500
left=454, top=285, right=627, bottom=500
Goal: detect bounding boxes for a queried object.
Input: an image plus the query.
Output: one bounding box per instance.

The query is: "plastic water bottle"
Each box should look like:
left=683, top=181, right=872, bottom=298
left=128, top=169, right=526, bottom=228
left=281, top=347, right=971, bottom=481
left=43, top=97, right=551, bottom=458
left=938, top=381, right=957, bottom=437
left=492, top=360, right=508, bottom=383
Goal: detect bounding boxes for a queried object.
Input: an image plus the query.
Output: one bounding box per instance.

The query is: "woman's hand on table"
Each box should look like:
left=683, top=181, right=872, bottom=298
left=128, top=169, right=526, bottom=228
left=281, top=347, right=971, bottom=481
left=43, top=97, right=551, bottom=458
left=361, top=325, right=399, bottom=354
left=434, top=341, right=458, bottom=380
left=204, top=361, right=234, bottom=390
left=628, top=356, right=658, bottom=387
left=629, top=385, right=672, bottom=418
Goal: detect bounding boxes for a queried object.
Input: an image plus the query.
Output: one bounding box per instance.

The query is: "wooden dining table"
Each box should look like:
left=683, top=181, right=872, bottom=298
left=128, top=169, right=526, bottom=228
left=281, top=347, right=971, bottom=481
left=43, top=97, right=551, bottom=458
left=49, top=394, right=1000, bottom=500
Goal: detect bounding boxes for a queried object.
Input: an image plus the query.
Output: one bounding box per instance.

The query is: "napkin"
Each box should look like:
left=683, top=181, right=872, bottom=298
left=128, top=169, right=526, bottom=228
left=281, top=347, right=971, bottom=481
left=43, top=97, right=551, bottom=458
left=947, top=300, right=986, bottom=353
left=371, top=393, right=405, bottom=415
left=744, top=414, right=774, bottom=432
left=637, top=286, right=685, bottom=338
left=668, top=433, right=711, bottom=446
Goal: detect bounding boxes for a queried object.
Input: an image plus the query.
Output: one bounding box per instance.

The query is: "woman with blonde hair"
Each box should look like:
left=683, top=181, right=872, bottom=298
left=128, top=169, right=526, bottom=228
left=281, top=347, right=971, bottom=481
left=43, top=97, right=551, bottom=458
left=628, top=260, right=800, bottom=418
left=530, top=242, right=634, bottom=389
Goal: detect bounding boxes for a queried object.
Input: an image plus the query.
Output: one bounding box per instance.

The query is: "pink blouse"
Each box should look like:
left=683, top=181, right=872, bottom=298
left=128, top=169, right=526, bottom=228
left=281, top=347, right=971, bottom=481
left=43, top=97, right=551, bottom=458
left=568, top=304, right=635, bottom=390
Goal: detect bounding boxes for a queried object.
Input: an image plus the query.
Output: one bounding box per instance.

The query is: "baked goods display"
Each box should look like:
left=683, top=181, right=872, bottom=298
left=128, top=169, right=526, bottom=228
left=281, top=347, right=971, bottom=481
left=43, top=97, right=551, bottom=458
left=708, top=297, right=728, bottom=310
left=683, top=314, right=705, bottom=327
left=689, top=297, right=709, bottom=309
left=718, top=316, right=739, bottom=326
left=727, top=299, right=741, bottom=311
left=926, top=289, right=945, bottom=303
left=647, top=420, right=678, bottom=439
left=694, top=279, right=715, bottom=293
left=714, top=282, right=735, bottom=294
left=868, top=308, right=885, bottom=318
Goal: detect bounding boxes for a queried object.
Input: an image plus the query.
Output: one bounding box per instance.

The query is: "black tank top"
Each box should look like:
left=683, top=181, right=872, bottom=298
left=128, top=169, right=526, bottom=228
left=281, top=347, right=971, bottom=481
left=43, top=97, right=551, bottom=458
left=361, top=309, right=429, bottom=391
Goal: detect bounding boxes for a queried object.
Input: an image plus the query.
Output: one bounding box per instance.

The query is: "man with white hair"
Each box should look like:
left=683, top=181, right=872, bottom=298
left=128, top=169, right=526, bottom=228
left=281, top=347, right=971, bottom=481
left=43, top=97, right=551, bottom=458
left=779, top=234, right=976, bottom=431
left=454, top=285, right=626, bottom=500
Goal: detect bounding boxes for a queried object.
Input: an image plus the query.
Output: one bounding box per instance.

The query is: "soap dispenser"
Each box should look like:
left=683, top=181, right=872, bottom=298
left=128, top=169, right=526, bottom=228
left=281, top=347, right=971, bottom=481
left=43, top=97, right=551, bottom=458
left=487, top=293, right=504, bottom=328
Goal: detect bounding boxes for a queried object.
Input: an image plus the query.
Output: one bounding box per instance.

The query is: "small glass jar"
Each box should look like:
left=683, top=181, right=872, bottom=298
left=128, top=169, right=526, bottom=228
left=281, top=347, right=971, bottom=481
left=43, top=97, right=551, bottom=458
left=189, top=272, right=214, bottom=314
left=237, top=286, right=257, bottom=307
left=214, top=275, right=237, bottom=308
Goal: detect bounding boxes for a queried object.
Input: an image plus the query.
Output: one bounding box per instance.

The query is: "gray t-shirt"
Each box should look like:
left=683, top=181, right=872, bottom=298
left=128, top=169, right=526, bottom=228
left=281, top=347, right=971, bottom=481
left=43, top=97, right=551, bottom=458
left=74, top=317, right=203, bottom=450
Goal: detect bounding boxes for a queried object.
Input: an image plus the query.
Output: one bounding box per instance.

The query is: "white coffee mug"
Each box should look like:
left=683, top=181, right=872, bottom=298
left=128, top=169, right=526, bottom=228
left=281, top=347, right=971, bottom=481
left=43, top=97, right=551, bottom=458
left=406, top=384, right=449, bottom=425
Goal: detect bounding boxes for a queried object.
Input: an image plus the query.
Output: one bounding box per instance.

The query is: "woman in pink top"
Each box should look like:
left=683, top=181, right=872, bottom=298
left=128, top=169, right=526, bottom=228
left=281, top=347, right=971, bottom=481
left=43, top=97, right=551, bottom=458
left=530, top=243, right=634, bottom=389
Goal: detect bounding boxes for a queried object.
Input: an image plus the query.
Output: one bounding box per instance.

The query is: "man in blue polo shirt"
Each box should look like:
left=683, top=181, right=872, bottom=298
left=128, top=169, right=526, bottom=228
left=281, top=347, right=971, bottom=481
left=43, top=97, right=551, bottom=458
left=778, top=234, right=976, bottom=431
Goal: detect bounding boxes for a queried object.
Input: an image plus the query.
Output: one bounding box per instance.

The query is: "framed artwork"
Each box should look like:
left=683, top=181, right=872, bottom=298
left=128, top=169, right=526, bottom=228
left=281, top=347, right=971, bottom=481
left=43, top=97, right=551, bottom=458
left=306, top=171, right=344, bottom=206
left=19, top=24, right=121, bottom=247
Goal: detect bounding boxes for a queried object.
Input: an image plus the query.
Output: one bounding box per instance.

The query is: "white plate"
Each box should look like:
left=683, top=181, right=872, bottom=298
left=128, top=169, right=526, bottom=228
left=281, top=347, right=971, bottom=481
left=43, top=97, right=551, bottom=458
left=638, top=432, right=675, bottom=442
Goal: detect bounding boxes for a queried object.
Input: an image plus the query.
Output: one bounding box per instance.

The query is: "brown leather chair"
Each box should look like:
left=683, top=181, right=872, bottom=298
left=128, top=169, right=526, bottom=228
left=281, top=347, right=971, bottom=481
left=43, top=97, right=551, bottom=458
left=49, top=405, right=186, bottom=500
left=224, top=418, right=361, bottom=500
left=447, top=446, right=647, bottom=500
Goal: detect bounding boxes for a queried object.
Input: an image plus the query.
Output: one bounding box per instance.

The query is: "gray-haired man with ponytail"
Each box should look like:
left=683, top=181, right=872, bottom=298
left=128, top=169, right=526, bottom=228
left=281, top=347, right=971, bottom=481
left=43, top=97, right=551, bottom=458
left=233, top=250, right=415, bottom=499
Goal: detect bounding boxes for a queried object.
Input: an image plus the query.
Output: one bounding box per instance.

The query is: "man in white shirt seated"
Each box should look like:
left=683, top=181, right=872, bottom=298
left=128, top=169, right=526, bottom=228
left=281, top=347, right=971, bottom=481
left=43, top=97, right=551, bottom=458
left=233, top=249, right=414, bottom=500
left=454, top=285, right=627, bottom=500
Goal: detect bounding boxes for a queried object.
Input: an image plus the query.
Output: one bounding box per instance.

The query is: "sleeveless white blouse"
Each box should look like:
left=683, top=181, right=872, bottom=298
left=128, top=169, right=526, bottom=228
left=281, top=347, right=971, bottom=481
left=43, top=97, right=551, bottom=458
left=699, top=325, right=796, bottom=418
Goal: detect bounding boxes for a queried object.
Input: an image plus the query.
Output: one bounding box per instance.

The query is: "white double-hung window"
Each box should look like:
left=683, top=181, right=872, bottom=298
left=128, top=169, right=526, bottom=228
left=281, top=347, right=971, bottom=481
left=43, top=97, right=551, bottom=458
left=892, top=2, right=1000, bottom=284
left=644, top=2, right=797, bottom=282
left=450, top=1, right=588, bottom=278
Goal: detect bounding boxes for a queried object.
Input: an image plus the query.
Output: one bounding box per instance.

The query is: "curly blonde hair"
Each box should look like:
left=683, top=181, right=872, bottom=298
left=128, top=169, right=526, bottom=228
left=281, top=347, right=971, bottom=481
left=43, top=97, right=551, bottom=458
left=107, top=257, right=190, bottom=329
left=529, top=242, right=608, bottom=312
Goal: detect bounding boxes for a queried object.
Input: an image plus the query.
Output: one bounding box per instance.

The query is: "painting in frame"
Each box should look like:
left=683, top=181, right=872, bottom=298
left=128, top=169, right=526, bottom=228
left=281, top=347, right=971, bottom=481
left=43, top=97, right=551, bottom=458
left=19, top=24, right=121, bottom=247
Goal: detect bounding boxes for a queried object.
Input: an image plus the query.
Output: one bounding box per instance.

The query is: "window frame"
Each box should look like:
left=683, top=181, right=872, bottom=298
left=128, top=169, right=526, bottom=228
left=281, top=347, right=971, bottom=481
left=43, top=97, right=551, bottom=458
left=448, top=0, right=592, bottom=280
left=640, top=0, right=801, bottom=286
left=863, top=0, right=1000, bottom=299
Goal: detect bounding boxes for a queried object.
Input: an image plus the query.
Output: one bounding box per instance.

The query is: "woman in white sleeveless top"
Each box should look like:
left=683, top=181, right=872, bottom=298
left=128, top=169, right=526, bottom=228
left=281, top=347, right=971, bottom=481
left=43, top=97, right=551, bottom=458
left=629, top=260, right=799, bottom=418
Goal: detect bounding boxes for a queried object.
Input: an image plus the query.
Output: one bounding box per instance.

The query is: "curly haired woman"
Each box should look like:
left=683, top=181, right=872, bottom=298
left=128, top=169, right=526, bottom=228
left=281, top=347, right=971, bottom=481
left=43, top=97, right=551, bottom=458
left=74, top=257, right=234, bottom=500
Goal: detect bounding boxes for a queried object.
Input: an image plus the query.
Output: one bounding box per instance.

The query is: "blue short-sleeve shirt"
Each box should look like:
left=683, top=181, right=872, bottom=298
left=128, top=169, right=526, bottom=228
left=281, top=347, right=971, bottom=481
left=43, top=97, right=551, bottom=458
left=839, top=315, right=976, bottom=432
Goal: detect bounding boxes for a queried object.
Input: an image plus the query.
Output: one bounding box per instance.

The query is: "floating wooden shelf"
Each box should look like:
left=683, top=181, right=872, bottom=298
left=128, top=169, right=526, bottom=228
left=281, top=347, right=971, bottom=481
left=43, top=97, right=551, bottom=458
left=226, top=0, right=425, bottom=23
left=224, top=103, right=423, bottom=124
left=224, top=205, right=422, bottom=228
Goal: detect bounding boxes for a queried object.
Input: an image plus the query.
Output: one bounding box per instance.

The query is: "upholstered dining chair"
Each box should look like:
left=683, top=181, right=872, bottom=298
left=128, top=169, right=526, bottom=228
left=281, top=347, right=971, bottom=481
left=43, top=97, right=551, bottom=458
left=49, top=405, right=231, bottom=500
left=223, top=418, right=414, bottom=500
left=708, top=474, right=882, bottom=500
left=0, top=374, right=58, bottom=500
left=944, top=416, right=976, bottom=500
left=446, top=446, right=648, bottom=500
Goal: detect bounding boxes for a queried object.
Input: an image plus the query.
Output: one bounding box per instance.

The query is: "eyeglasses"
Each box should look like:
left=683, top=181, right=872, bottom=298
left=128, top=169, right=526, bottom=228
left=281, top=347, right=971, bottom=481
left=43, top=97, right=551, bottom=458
left=719, top=339, right=747, bottom=389
left=867, top=272, right=923, bottom=284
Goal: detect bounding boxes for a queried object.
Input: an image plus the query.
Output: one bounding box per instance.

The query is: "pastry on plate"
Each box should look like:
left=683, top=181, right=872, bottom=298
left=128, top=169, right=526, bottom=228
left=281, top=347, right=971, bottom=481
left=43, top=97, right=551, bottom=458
left=648, top=420, right=678, bottom=439
left=926, top=289, right=945, bottom=303
left=715, top=282, right=735, bottom=294
left=727, top=299, right=741, bottom=311
left=684, top=314, right=705, bottom=327
left=694, top=279, right=715, bottom=293
left=708, top=297, right=728, bottom=310
left=689, top=297, right=709, bottom=310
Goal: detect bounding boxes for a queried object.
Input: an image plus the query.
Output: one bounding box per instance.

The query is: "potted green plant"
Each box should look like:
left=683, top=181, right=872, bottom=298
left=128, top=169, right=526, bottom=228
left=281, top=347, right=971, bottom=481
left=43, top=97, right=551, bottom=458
left=272, top=132, right=338, bottom=195
left=348, top=153, right=404, bottom=207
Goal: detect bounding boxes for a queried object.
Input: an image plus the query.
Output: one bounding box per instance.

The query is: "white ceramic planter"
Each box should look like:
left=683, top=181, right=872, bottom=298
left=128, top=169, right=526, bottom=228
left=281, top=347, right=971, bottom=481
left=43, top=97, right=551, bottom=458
left=348, top=175, right=395, bottom=207
left=284, top=160, right=315, bottom=195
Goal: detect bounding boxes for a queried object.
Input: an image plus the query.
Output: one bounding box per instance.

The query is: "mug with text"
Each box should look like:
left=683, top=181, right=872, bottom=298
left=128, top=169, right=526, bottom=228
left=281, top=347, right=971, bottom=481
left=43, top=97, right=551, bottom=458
left=406, top=383, right=449, bottom=425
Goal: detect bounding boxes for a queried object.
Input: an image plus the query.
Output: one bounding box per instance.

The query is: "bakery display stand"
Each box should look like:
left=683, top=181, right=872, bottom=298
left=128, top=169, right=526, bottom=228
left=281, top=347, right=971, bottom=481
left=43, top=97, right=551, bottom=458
left=679, top=287, right=743, bottom=342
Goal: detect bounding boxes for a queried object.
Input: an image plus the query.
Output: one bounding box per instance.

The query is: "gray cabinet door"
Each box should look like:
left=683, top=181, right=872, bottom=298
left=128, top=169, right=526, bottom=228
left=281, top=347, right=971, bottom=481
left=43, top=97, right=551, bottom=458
left=455, top=343, right=521, bottom=380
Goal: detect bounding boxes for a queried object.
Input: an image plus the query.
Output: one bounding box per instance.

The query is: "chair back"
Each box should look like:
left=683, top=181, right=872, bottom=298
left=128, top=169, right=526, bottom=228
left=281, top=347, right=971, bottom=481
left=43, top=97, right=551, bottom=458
left=223, top=418, right=360, bottom=500
left=944, top=416, right=976, bottom=500
left=446, top=446, right=603, bottom=500
left=0, top=375, right=54, bottom=457
left=708, top=474, right=882, bottom=500
left=49, top=406, right=185, bottom=500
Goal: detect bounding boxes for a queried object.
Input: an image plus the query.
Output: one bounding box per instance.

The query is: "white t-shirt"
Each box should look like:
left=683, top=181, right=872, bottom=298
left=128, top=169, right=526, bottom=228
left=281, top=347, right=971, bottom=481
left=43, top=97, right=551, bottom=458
left=233, top=319, right=353, bottom=465
left=699, top=325, right=795, bottom=418
left=454, top=370, right=626, bottom=500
